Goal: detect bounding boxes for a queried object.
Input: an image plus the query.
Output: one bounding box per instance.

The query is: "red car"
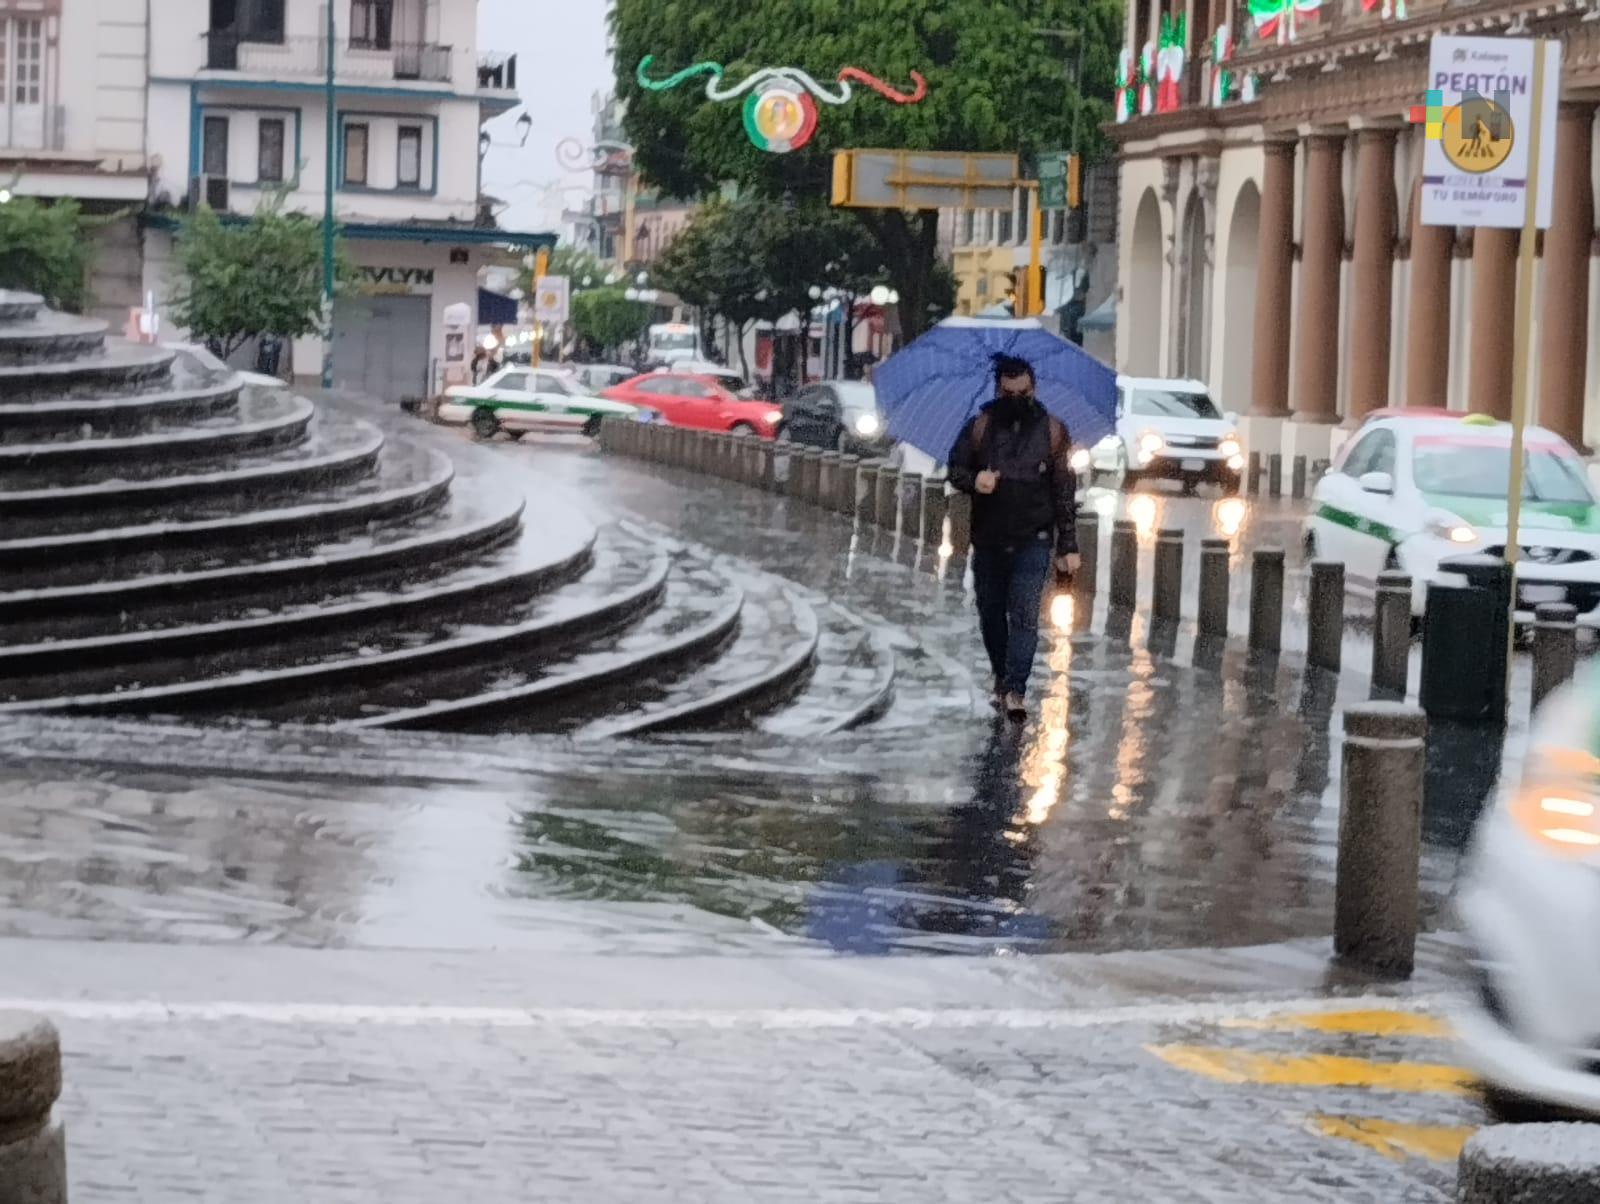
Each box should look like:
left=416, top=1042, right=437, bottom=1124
left=600, top=373, right=782, bottom=438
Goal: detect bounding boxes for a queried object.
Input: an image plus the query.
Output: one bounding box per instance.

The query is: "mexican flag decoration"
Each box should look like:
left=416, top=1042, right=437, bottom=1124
left=1156, top=12, right=1187, bottom=113
left=1249, top=0, right=1321, bottom=43
left=1138, top=41, right=1156, bottom=115
left=1116, top=47, right=1134, bottom=123
left=1361, top=0, right=1407, bottom=17
left=1210, top=23, right=1233, bottom=106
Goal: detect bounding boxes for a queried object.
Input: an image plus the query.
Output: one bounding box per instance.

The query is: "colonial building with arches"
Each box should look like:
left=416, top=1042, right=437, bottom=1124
left=1111, top=0, right=1600, bottom=463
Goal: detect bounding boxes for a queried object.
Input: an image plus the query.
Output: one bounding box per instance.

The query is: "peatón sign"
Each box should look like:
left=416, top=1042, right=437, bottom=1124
left=1421, top=36, right=1560, bottom=230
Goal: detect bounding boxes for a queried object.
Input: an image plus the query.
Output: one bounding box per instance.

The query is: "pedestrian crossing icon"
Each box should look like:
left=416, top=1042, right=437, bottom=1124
left=1440, top=92, right=1515, bottom=174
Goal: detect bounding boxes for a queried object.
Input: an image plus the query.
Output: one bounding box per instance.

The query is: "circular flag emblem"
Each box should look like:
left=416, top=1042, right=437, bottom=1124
left=1440, top=97, right=1515, bottom=174
left=743, top=79, right=818, bottom=154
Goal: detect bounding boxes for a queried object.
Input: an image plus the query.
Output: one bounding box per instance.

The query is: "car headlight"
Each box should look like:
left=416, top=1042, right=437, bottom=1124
left=1218, top=434, right=1241, bottom=459
left=1069, top=448, right=1090, bottom=472
left=1425, top=509, right=1478, bottom=545
left=1138, top=431, right=1165, bottom=456
left=854, top=412, right=882, bottom=437
left=766, top=410, right=783, bottom=425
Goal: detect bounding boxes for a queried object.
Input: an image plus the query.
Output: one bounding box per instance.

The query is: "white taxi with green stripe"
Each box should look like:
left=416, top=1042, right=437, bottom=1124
left=439, top=366, right=657, bottom=440
left=1306, top=410, right=1600, bottom=622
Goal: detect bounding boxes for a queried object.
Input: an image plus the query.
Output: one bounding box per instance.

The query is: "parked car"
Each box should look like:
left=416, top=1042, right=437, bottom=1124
left=1457, top=667, right=1600, bottom=1119
left=780, top=381, right=893, bottom=456
left=438, top=365, right=656, bottom=440
left=1304, top=409, right=1600, bottom=620
left=668, top=361, right=756, bottom=398
left=574, top=364, right=638, bottom=393
left=600, top=372, right=783, bottom=438
left=1088, top=376, right=1243, bottom=493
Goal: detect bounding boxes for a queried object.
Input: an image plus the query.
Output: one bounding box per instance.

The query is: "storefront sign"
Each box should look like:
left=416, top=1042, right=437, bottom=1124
left=1420, top=36, right=1560, bottom=230
left=359, top=266, right=435, bottom=295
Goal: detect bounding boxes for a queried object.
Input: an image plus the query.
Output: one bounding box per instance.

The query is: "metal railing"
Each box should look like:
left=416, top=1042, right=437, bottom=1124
left=477, top=52, right=518, bottom=91
left=202, top=31, right=454, bottom=83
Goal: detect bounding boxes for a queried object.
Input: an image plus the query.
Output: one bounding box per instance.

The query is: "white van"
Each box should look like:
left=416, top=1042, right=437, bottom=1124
left=1088, top=376, right=1244, bottom=494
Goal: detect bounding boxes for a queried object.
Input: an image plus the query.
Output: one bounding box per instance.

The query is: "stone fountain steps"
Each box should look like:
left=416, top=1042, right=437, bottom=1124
left=342, top=548, right=744, bottom=732
left=0, top=290, right=42, bottom=323
left=0, top=415, right=386, bottom=535
left=0, top=341, right=176, bottom=401
left=0, top=513, right=585, bottom=671
left=0, top=440, right=452, bottom=588
left=0, top=388, right=313, bottom=482
left=754, top=600, right=896, bottom=738
left=0, top=522, right=657, bottom=716
left=0, top=312, right=108, bottom=366
left=0, top=376, right=241, bottom=445
left=0, top=488, right=527, bottom=625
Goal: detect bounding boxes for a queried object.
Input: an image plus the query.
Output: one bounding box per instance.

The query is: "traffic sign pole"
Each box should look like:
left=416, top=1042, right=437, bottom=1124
left=1027, top=182, right=1044, bottom=317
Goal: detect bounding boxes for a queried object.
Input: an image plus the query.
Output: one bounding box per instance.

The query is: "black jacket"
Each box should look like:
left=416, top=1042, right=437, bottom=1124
left=947, top=400, right=1078, bottom=555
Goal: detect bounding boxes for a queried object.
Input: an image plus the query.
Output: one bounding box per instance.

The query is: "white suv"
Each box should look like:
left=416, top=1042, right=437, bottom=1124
left=1088, top=376, right=1243, bottom=494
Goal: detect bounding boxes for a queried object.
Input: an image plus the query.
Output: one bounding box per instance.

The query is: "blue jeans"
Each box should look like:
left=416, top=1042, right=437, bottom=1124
left=972, top=538, right=1052, bottom=697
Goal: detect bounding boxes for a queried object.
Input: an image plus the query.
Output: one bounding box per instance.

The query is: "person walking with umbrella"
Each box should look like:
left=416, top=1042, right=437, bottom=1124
left=947, top=354, right=1080, bottom=720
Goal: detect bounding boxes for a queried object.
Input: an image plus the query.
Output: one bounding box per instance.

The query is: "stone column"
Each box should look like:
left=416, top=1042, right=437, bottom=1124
left=1405, top=177, right=1454, bottom=409
left=1293, top=133, right=1345, bottom=424
left=1251, top=140, right=1296, bottom=416
left=1539, top=103, right=1595, bottom=449
left=1469, top=228, right=1518, bottom=418
left=1347, top=127, right=1399, bottom=424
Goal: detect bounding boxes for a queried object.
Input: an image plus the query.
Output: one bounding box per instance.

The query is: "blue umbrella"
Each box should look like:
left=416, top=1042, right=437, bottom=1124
left=875, top=316, right=1118, bottom=462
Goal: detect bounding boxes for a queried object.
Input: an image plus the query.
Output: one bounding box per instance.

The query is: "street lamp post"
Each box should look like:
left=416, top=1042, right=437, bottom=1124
left=321, top=0, right=336, bottom=389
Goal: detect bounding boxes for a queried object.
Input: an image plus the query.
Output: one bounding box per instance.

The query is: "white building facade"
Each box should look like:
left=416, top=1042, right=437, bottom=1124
left=142, top=0, right=548, bottom=401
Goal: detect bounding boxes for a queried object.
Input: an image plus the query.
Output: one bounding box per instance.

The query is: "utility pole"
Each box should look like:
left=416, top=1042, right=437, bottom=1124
left=321, top=1, right=337, bottom=388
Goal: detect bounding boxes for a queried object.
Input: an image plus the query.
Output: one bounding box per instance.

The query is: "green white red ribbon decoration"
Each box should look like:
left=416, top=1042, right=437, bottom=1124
left=1248, top=0, right=1321, bottom=42
left=1156, top=13, right=1187, bottom=113
left=1115, top=49, right=1134, bottom=123
left=1210, top=24, right=1233, bottom=106
left=1361, top=0, right=1407, bottom=18
left=1138, top=42, right=1156, bottom=115
left=636, top=56, right=928, bottom=154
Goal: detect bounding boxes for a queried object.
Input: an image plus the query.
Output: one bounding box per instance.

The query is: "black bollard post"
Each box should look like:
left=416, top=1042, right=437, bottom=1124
left=921, top=479, right=947, bottom=546
left=1335, top=702, right=1426, bottom=978
left=898, top=473, right=924, bottom=537
left=1307, top=559, right=1345, bottom=672
left=817, top=452, right=840, bottom=508
left=836, top=456, right=860, bottom=516
left=857, top=463, right=880, bottom=523
left=1247, top=451, right=1264, bottom=496
left=1290, top=455, right=1308, bottom=500
left=1371, top=571, right=1412, bottom=701
left=1109, top=519, right=1138, bottom=609
left=1198, top=538, right=1230, bottom=636
left=946, top=489, right=971, bottom=560
left=1074, top=513, right=1099, bottom=596
left=876, top=467, right=900, bottom=532
left=1248, top=547, right=1285, bottom=652
left=0, top=1011, right=66, bottom=1204
left=1532, top=602, right=1579, bottom=711
left=1267, top=453, right=1284, bottom=499
left=1152, top=528, right=1184, bottom=622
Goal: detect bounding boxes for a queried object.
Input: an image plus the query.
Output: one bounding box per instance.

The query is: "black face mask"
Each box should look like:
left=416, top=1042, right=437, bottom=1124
left=995, top=392, right=1033, bottom=414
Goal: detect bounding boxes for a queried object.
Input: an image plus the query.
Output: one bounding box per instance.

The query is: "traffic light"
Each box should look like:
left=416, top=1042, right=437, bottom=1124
left=1067, top=154, right=1082, bottom=210
left=534, top=248, right=550, bottom=281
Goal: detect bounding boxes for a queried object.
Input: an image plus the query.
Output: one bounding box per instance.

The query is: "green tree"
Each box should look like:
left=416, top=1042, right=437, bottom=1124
left=610, top=0, right=1119, bottom=337
left=520, top=243, right=612, bottom=296
left=0, top=197, right=90, bottom=312
left=570, top=287, right=649, bottom=356
left=170, top=196, right=350, bottom=360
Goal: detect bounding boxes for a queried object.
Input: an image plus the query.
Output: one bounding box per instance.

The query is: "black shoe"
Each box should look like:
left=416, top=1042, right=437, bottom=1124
left=1004, top=692, right=1027, bottom=720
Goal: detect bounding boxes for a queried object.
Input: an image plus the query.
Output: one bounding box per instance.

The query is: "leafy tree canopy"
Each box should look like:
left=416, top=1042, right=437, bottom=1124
left=570, top=287, right=649, bottom=355
left=170, top=196, right=352, bottom=360
left=521, top=243, right=614, bottom=297
left=0, top=197, right=90, bottom=312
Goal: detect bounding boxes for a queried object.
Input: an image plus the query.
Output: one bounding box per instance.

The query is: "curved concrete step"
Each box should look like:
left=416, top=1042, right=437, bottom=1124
left=0, top=517, right=595, bottom=675
left=0, top=290, right=42, bottom=323
left=754, top=600, right=896, bottom=738
left=0, top=341, right=174, bottom=401
left=0, top=517, right=625, bottom=717
left=345, top=550, right=743, bottom=732
left=0, top=370, right=241, bottom=445
left=0, top=488, right=526, bottom=624
left=0, top=388, right=312, bottom=482
left=0, top=415, right=386, bottom=535
left=576, top=567, right=821, bottom=740
left=0, top=438, right=447, bottom=588
left=0, top=312, right=108, bottom=366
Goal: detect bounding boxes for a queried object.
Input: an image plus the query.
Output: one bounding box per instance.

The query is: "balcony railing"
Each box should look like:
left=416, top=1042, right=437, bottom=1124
left=0, top=105, right=67, bottom=154
left=202, top=31, right=454, bottom=84
left=478, top=52, right=518, bottom=92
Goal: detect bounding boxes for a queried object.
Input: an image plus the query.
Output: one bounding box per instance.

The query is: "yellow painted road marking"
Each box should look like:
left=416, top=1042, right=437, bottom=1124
left=1146, top=1045, right=1475, bottom=1096
left=1220, top=1009, right=1453, bottom=1040
left=1309, top=1115, right=1476, bottom=1163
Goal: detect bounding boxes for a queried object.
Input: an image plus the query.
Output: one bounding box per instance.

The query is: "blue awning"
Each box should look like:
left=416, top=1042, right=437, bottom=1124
left=478, top=288, right=518, bottom=326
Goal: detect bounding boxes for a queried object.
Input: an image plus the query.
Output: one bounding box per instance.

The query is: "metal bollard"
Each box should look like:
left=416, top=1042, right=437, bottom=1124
left=805, top=448, right=826, bottom=502
left=1073, top=513, right=1099, bottom=596
left=1198, top=538, right=1230, bottom=636
left=857, top=463, right=880, bottom=523
left=742, top=439, right=763, bottom=486
left=921, top=479, right=947, bottom=545
left=1152, top=528, right=1184, bottom=622
left=758, top=440, right=777, bottom=490
left=898, top=473, right=924, bottom=537
left=1311, top=458, right=1330, bottom=485
left=1247, top=451, right=1263, bottom=496
left=1290, top=455, right=1307, bottom=500
left=1335, top=702, right=1426, bottom=978
left=1307, top=559, right=1345, bottom=672
left=1532, top=602, right=1579, bottom=711
left=836, top=456, right=860, bottom=515
left=1109, top=519, right=1138, bottom=609
left=1371, top=570, right=1412, bottom=701
left=0, top=1011, right=67, bottom=1204
left=817, top=452, right=840, bottom=508
left=1248, top=547, right=1285, bottom=652
left=1267, top=452, right=1284, bottom=498
left=876, top=467, right=900, bottom=532
left=685, top=431, right=706, bottom=474
left=945, top=489, right=971, bottom=558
